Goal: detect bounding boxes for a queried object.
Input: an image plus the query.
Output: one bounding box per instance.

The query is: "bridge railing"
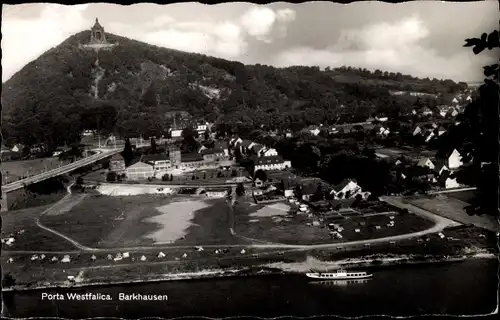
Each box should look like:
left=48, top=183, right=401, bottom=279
left=3, top=148, right=121, bottom=190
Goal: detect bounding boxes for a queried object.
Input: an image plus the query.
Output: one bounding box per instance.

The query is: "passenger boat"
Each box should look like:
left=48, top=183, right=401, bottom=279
left=306, top=268, right=372, bottom=280
left=309, top=279, right=370, bottom=286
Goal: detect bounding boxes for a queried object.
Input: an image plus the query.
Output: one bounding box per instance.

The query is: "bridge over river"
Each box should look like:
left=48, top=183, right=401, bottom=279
left=1, top=148, right=121, bottom=212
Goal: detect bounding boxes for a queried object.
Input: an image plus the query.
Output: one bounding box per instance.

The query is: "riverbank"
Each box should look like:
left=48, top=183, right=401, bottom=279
left=3, top=251, right=496, bottom=293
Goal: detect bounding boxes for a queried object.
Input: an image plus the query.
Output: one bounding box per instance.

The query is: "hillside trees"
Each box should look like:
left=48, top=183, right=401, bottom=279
left=1, top=30, right=473, bottom=150
left=452, top=27, right=500, bottom=216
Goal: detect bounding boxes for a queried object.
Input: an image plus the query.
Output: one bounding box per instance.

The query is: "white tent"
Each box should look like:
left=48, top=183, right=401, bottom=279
left=51, top=256, right=58, bottom=262
left=7, top=257, right=14, bottom=263
left=240, top=249, right=246, bottom=254
left=61, top=255, right=71, bottom=263
left=107, top=254, right=113, bottom=260
left=90, top=255, right=97, bottom=261
left=214, top=249, right=219, bottom=254
left=40, top=254, right=46, bottom=260
left=157, top=252, right=166, bottom=258
left=122, top=252, right=130, bottom=258
left=140, top=255, right=147, bottom=261
left=31, top=255, right=39, bottom=261
left=182, top=253, right=188, bottom=258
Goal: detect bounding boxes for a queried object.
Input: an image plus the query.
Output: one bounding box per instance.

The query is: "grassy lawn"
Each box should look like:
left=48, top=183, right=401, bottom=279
left=233, top=201, right=332, bottom=245
left=233, top=200, right=435, bottom=245
left=408, top=196, right=498, bottom=232
left=310, top=225, right=498, bottom=261
left=39, top=194, right=244, bottom=249
left=445, top=190, right=478, bottom=203
left=1, top=205, right=78, bottom=251
left=39, top=194, right=172, bottom=248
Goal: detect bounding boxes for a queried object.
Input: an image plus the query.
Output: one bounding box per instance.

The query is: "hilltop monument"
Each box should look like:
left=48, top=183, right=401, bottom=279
left=80, top=18, right=118, bottom=50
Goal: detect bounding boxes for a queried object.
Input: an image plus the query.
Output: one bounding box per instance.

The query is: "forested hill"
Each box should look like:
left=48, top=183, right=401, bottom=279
left=2, top=30, right=468, bottom=150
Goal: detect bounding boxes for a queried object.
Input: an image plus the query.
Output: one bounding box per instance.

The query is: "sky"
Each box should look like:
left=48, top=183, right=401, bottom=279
left=2, top=2, right=498, bottom=83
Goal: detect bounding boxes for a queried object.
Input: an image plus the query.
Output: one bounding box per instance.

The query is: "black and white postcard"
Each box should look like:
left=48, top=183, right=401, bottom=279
left=1, top=1, right=499, bottom=318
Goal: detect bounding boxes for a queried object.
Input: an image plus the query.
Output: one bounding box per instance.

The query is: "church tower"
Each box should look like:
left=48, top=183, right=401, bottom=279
left=90, top=18, right=107, bottom=44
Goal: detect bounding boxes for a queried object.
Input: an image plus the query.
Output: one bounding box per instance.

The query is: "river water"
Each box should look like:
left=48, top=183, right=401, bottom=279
left=2, top=259, right=498, bottom=318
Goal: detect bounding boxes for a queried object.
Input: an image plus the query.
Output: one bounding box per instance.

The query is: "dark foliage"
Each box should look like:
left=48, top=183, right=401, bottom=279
left=2, top=31, right=467, bottom=152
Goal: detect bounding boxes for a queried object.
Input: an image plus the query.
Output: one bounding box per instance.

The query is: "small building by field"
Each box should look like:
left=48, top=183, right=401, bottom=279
left=126, top=161, right=154, bottom=180
left=110, top=153, right=126, bottom=173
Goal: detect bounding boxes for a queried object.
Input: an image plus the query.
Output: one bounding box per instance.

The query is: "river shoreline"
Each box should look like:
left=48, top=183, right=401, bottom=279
left=3, top=252, right=496, bottom=293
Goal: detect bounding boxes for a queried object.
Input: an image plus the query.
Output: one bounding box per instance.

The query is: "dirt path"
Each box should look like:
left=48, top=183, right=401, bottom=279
left=10, top=189, right=459, bottom=256
left=34, top=181, right=94, bottom=251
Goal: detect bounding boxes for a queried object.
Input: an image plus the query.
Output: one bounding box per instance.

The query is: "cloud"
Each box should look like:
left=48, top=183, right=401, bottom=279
left=240, top=7, right=276, bottom=42
left=145, top=15, right=175, bottom=29
left=110, top=19, right=248, bottom=60
left=276, top=8, right=296, bottom=23
left=1, top=4, right=89, bottom=81
left=273, top=15, right=495, bottom=81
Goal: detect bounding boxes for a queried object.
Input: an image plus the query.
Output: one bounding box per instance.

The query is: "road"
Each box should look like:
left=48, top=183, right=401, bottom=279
left=2, top=148, right=121, bottom=193
left=4, top=189, right=460, bottom=257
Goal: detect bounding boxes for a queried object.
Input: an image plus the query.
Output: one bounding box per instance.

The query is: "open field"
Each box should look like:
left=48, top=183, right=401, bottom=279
left=234, top=200, right=436, bottom=245
left=2, top=157, right=71, bottom=183
left=445, top=190, right=478, bottom=203
left=38, top=194, right=243, bottom=249
left=1, top=205, right=78, bottom=251
left=407, top=196, right=498, bottom=232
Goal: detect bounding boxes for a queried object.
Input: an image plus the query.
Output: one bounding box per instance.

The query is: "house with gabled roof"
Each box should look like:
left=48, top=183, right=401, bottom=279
left=329, top=179, right=362, bottom=200
left=250, top=143, right=265, bottom=156
left=436, top=148, right=463, bottom=170
left=417, top=157, right=435, bottom=170
left=437, top=127, right=446, bottom=136
left=126, top=161, right=154, bottom=180
left=412, top=126, right=422, bottom=136
left=259, top=147, right=278, bottom=158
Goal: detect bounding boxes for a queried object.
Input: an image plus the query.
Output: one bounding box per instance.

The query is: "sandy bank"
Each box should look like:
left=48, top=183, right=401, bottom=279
left=97, top=185, right=175, bottom=196
left=144, top=200, right=210, bottom=244
left=264, top=252, right=497, bottom=273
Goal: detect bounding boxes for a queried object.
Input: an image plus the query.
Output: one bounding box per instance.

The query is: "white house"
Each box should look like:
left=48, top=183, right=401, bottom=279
left=284, top=189, right=294, bottom=198
left=466, top=95, right=472, bottom=102
left=417, top=158, right=435, bottom=170
left=445, top=177, right=460, bottom=189
left=438, top=128, right=446, bottom=136
left=254, top=156, right=292, bottom=171
left=452, top=97, right=459, bottom=104
left=440, top=111, right=447, bottom=117
left=442, top=149, right=463, bottom=169
left=378, top=127, right=390, bottom=136
left=413, top=126, right=422, bottom=136
left=451, top=109, right=459, bottom=117
left=171, top=129, right=183, bottom=138
left=330, top=179, right=362, bottom=199
left=259, top=148, right=278, bottom=157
